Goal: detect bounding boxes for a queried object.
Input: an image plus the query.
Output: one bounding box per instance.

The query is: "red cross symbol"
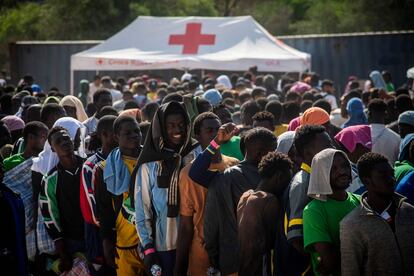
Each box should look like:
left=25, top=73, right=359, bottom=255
left=169, top=23, right=216, bottom=54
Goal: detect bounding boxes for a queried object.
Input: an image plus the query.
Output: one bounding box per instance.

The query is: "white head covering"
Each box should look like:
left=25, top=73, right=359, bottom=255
left=31, top=117, right=86, bottom=175
left=181, top=73, right=192, bottom=82
left=60, top=95, right=88, bottom=122
left=407, top=67, right=414, bottom=79
left=276, top=131, right=295, bottom=154
left=216, top=75, right=232, bottom=89
left=307, top=148, right=350, bottom=201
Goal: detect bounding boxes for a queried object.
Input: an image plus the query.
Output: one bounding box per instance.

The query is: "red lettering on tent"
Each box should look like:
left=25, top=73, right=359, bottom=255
left=169, top=23, right=215, bottom=54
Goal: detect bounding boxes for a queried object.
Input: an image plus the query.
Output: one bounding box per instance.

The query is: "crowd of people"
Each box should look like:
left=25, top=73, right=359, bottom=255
left=1, top=67, right=414, bottom=276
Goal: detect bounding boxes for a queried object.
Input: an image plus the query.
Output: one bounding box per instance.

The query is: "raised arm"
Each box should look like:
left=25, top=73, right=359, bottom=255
left=189, top=123, right=239, bottom=188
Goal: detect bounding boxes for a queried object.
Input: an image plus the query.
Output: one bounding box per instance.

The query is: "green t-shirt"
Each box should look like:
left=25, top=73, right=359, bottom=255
left=303, top=192, right=361, bottom=275
left=220, top=136, right=243, bottom=161
left=3, top=153, right=25, bottom=172
left=386, top=82, right=395, bottom=92
left=395, top=160, right=414, bottom=184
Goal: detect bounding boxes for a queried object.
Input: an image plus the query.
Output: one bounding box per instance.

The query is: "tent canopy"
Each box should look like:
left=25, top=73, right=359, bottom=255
left=71, top=16, right=310, bottom=72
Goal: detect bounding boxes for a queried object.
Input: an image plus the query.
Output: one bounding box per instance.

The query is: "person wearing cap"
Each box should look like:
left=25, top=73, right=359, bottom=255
left=1, top=115, right=25, bottom=143
left=398, top=110, right=414, bottom=139
left=147, top=79, right=158, bottom=101
left=300, top=107, right=341, bottom=141
left=203, top=89, right=222, bottom=107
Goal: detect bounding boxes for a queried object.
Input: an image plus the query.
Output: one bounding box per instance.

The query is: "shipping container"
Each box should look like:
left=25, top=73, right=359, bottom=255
left=9, top=41, right=102, bottom=94
left=9, top=31, right=414, bottom=95
left=279, top=31, right=414, bottom=93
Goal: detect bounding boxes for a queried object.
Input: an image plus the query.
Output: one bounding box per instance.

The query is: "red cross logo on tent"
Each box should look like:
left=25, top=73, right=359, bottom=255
left=169, top=23, right=216, bottom=54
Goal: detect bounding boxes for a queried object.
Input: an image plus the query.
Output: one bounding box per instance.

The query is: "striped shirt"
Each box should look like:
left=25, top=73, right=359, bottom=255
left=134, top=161, right=179, bottom=251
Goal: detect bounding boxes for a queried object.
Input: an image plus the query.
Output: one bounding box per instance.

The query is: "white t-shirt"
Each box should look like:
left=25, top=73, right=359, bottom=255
left=88, top=83, right=99, bottom=104
left=110, top=89, right=122, bottom=103
left=371, top=123, right=401, bottom=165
left=320, top=92, right=338, bottom=110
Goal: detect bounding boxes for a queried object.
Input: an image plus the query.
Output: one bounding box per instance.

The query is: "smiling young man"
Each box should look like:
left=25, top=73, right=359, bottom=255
left=303, top=149, right=360, bottom=275
left=39, top=126, right=86, bottom=273
left=174, top=112, right=239, bottom=275
left=132, top=101, right=198, bottom=275
left=341, top=153, right=414, bottom=275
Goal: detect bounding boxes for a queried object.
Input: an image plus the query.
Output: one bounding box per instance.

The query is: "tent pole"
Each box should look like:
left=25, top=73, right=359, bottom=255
left=201, top=69, right=205, bottom=78
left=70, top=69, right=74, bottom=95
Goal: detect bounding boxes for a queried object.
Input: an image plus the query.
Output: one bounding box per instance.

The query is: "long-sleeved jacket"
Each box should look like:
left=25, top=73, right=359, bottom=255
left=203, top=160, right=260, bottom=275
left=340, top=193, right=414, bottom=275
left=80, top=151, right=106, bottom=226
left=134, top=161, right=180, bottom=251
left=39, top=157, right=85, bottom=241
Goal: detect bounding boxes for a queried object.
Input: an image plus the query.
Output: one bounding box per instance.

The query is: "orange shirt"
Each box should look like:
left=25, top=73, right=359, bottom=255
left=179, top=155, right=239, bottom=275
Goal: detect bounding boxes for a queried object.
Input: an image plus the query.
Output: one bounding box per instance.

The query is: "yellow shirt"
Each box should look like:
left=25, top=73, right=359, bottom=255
left=274, top=124, right=288, bottom=137
left=115, top=156, right=139, bottom=248
left=147, top=92, right=157, bottom=101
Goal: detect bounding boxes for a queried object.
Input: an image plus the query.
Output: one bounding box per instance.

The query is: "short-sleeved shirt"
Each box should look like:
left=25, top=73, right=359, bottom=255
left=303, top=192, right=361, bottom=275
left=220, top=136, right=244, bottom=161
left=274, top=124, right=288, bottom=137
left=395, top=160, right=414, bottom=184
left=286, top=164, right=311, bottom=241
left=3, top=153, right=25, bottom=172
left=179, top=155, right=239, bottom=275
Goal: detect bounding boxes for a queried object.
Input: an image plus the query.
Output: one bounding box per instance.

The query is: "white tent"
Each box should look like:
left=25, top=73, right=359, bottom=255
left=70, top=16, right=311, bottom=90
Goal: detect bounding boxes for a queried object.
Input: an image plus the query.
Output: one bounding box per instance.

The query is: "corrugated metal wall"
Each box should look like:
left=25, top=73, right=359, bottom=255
left=9, top=32, right=414, bottom=95
left=279, top=31, right=414, bottom=92
left=9, top=41, right=203, bottom=94
left=9, top=41, right=100, bottom=94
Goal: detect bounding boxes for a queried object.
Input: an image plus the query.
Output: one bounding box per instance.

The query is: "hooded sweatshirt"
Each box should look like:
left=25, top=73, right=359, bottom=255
left=132, top=101, right=198, bottom=251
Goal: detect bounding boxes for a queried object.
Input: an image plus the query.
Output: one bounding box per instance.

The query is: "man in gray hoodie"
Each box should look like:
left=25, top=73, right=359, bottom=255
left=340, top=152, right=414, bottom=275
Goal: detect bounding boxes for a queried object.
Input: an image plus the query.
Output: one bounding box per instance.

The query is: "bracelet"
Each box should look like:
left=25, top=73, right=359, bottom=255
left=144, top=248, right=156, bottom=255
left=210, top=139, right=220, bottom=150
